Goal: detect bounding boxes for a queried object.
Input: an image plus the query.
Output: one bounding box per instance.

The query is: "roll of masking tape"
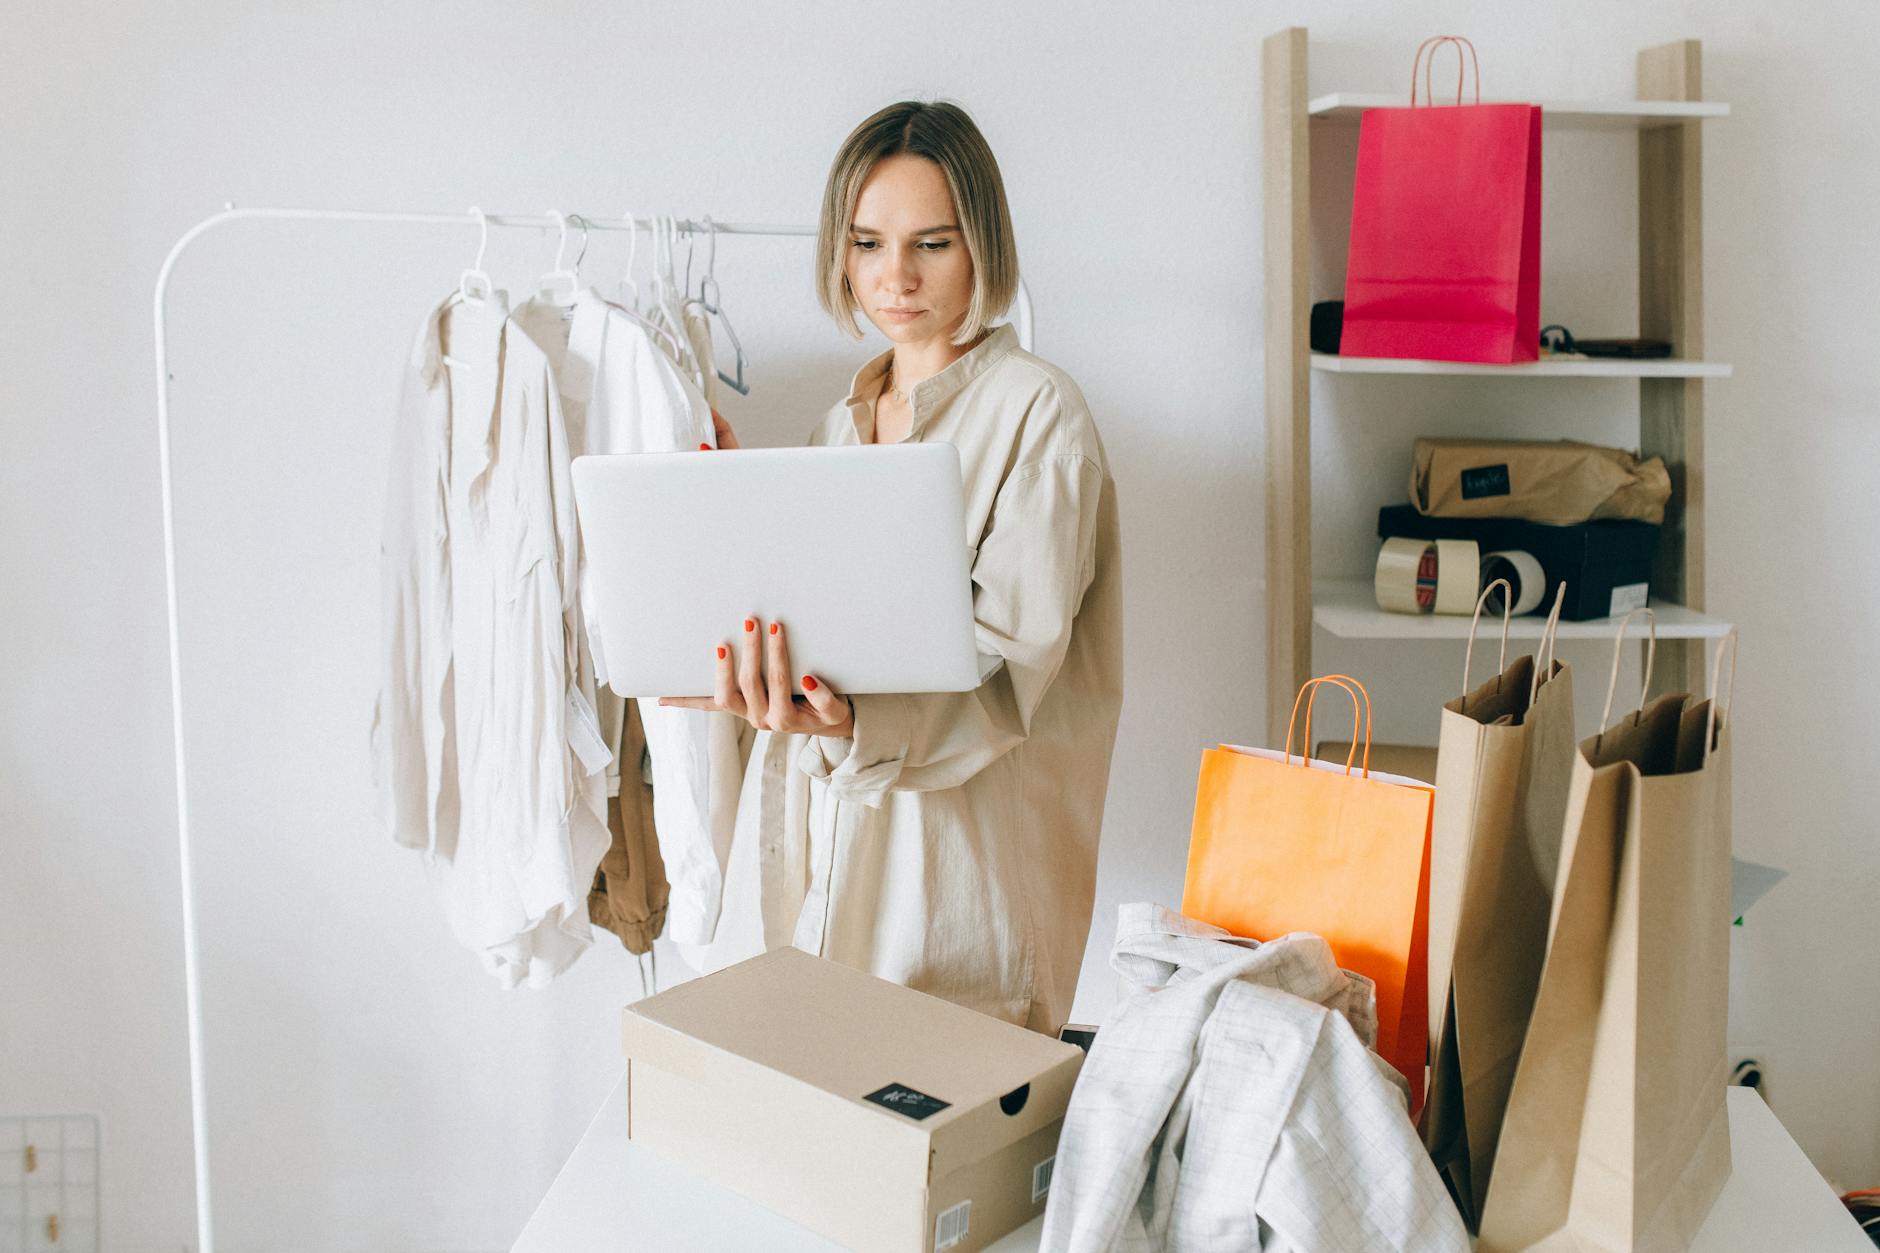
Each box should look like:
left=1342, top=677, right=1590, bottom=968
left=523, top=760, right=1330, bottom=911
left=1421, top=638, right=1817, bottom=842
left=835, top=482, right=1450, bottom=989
left=1376, top=536, right=1484, bottom=615
left=1479, top=549, right=1546, bottom=615
left=1375, top=537, right=1437, bottom=614
left=1433, top=539, right=1480, bottom=614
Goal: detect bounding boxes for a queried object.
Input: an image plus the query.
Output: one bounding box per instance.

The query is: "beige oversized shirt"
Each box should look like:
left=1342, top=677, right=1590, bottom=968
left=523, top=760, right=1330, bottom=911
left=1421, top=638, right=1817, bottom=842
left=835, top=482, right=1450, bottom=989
left=371, top=293, right=611, bottom=988
left=685, top=323, right=1122, bottom=1033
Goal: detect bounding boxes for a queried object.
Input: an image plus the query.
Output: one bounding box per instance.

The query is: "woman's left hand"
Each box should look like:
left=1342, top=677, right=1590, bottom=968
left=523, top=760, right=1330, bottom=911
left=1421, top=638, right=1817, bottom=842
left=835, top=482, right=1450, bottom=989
left=659, top=617, right=855, bottom=737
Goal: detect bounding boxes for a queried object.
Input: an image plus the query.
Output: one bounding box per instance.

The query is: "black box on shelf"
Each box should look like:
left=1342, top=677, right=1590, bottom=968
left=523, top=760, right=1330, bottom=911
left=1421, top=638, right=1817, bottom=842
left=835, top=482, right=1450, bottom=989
left=1376, top=504, right=1660, bottom=621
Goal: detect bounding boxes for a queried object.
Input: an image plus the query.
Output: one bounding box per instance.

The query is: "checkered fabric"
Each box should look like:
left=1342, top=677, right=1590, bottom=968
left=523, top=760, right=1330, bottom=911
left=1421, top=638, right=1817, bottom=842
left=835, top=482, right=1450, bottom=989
left=1039, top=904, right=1467, bottom=1252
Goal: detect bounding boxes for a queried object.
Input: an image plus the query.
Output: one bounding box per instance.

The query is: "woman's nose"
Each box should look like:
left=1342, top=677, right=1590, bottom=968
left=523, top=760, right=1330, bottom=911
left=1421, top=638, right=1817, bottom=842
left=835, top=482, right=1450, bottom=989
left=881, top=247, right=918, bottom=292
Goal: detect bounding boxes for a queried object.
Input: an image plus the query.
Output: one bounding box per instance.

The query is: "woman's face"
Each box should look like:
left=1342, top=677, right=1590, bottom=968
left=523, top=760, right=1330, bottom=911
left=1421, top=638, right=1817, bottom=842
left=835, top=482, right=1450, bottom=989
left=844, top=153, right=974, bottom=347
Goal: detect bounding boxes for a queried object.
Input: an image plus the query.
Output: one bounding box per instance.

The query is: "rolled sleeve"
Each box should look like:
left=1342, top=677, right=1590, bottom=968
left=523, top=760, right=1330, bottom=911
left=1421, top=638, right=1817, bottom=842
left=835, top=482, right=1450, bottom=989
left=796, top=690, right=915, bottom=807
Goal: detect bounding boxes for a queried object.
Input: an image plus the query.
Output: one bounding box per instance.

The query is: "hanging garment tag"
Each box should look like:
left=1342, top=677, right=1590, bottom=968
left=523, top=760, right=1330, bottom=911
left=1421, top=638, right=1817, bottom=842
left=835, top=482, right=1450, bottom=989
left=566, top=689, right=612, bottom=775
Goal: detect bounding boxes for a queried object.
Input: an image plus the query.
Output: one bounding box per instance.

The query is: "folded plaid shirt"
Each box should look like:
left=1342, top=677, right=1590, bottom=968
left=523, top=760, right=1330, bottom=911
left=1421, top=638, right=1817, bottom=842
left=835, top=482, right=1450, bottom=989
left=1040, top=904, right=1467, bottom=1252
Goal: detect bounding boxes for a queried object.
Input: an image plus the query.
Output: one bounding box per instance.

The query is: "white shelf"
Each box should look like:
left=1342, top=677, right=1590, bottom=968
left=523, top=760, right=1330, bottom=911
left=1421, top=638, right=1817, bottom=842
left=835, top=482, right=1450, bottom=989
left=1307, top=93, right=1729, bottom=130
left=1313, top=578, right=1734, bottom=640
left=1312, top=353, right=1732, bottom=379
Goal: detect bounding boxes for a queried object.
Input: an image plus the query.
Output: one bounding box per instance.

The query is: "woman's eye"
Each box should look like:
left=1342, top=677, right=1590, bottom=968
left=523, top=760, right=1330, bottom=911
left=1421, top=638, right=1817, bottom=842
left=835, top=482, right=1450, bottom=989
left=848, top=239, right=949, bottom=251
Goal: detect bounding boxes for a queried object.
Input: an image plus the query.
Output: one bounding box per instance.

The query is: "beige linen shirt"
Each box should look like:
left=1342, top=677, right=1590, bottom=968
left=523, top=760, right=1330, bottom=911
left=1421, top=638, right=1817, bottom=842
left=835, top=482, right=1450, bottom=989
left=686, top=323, right=1122, bottom=1032
left=512, top=289, right=739, bottom=948
left=371, top=293, right=610, bottom=988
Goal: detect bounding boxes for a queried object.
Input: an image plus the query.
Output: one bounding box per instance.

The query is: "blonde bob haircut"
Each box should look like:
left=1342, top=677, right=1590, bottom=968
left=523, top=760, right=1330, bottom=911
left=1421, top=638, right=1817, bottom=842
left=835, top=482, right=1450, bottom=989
left=816, top=100, right=1019, bottom=346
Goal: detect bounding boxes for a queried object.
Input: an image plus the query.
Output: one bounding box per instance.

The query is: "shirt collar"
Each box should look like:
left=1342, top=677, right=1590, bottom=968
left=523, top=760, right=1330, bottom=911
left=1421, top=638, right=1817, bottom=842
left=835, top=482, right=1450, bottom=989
left=842, top=322, right=1020, bottom=443
left=414, top=287, right=511, bottom=387
left=560, top=286, right=611, bottom=402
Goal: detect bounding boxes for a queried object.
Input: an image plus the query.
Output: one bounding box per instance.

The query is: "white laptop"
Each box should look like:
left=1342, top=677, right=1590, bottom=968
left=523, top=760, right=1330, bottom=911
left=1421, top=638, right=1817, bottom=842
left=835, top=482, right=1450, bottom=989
left=571, top=444, right=982, bottom=699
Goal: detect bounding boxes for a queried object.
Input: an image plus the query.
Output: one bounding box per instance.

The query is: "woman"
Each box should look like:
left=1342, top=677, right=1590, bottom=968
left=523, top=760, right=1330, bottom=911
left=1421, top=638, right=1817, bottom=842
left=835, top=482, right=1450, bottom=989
left=664, top=100, right=1121, bottom=1034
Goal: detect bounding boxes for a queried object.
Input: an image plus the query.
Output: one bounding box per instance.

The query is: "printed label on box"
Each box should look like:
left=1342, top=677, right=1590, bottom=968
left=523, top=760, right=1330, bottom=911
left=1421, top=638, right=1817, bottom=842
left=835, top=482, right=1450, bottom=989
left=1032, top=1154, right=1056, bottom=1203
left=935, top=1199, right=972, bottom=1251
left=1609, top=582, right=1650, bottom=616
left=1459, top=463, right=1512, bottom=499
left=864, top=1082, right=950, bottom=1121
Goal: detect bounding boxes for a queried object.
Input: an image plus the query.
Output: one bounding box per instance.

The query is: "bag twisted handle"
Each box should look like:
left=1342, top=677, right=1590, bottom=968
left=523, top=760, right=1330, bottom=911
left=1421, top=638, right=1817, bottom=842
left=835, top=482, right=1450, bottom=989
left=1597, top=607, right=1659, bottom=746
left=1285, top=674, right=1374, bottom=777
left=1411, top=35, right=1482, bottom=107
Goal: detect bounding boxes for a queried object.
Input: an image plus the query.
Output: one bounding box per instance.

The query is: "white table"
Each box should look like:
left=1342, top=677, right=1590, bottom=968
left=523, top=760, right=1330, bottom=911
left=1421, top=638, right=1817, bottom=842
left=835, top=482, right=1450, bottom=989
left=513, top=1080, right=1868, bottom=1252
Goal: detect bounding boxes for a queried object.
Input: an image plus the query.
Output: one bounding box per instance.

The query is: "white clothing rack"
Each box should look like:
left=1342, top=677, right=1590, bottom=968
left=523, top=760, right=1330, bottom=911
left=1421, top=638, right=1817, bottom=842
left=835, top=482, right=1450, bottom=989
left=151, top=204, right=1037, bottom=1253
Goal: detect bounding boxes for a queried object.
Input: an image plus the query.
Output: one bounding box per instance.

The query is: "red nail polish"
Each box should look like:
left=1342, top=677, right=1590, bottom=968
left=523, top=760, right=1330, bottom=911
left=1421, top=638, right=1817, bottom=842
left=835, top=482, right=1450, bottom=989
left=716, top=646, right=727, bottom=660
left=699, top=442, right=712, bottom=451
left=769, top=622, right=779, bottom=636
left=744, top=619, right=755, bottom=632
left=802, top=675, right=819, bottom=691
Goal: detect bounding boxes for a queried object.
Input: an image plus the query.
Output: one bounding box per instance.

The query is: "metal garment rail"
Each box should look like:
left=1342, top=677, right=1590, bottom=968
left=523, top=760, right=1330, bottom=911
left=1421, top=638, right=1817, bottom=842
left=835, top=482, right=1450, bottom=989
left=151, top=204, right=1036, bottom=1253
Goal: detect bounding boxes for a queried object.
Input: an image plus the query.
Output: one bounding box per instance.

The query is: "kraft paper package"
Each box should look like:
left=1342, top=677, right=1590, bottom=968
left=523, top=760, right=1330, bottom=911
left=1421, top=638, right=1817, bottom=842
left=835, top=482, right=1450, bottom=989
left=1421, top=583, right=1576, bottom=1229
left=1411, top=437, right=1673, bottom=525
left=1477, top=618, right=1735, bottom=1253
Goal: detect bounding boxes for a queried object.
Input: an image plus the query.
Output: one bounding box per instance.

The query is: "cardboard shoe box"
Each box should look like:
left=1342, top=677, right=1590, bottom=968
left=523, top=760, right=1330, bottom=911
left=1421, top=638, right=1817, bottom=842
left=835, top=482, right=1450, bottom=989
left=621, top=947, right=1084, bottom=1252
left=1377, top=502, right=1661, bottom=620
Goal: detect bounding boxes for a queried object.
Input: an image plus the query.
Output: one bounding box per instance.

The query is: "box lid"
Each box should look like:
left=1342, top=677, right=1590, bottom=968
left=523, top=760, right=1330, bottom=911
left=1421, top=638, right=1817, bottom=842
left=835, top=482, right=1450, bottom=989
left=1376, top=503, right=1660, bottom=555
left=623, top=948, right=1083, bottom=1176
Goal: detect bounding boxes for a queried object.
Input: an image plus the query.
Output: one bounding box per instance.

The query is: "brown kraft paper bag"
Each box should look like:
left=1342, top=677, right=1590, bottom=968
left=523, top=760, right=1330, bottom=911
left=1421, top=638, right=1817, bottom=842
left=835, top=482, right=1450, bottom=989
left=1412, top=437, right=1673, bottom=525
left=1422, top=584, right=1578, bottom=1229
left=1478, top=617, right=1734, bottom=1253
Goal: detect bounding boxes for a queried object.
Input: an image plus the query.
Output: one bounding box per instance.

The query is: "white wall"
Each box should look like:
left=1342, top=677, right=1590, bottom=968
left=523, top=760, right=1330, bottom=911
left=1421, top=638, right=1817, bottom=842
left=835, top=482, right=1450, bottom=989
left=4, top=1, right=1876, bottom=1248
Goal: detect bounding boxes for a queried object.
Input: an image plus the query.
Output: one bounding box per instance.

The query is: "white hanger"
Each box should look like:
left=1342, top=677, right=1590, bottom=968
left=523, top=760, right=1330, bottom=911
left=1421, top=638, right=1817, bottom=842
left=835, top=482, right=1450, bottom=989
left=651, top=215, right=674, bottom=311
left=697, top=216, right=751, bottom=396
left=535, top=208, right=584, bottom=306
left=618, top=213, right=643, bottom=312
left=665, top=216, right=684, bottom=310
left=610, top=210, right=686, bottom=360
left=442, top=206, right=503, bottom=371
left=648, top=215, right=686, bottom=343
left=692, top=215, right=714, bottom=303
left=458, top=205, right=495, bottom=305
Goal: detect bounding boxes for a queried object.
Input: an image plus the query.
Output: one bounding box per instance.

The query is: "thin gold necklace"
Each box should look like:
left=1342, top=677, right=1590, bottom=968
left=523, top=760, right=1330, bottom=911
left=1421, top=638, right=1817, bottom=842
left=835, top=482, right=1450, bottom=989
left=883, top=359, right=909, bottom=405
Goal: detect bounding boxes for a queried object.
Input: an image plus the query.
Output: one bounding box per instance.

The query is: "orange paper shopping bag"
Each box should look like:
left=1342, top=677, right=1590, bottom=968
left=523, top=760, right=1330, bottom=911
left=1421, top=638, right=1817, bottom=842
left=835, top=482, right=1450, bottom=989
left=1183, top=676, right=1435, bottom=1108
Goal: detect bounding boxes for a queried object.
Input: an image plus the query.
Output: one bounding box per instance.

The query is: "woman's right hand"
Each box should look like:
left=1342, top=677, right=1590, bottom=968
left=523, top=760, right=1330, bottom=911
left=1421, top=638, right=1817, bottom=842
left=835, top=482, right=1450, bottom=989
left=658, top=618, right=854, bottom=737
left=705, top=408, right=740, bottom=451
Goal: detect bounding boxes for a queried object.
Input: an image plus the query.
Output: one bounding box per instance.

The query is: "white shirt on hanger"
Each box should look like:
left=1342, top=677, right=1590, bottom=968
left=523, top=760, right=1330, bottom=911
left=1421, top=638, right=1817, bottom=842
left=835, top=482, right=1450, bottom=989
left=371, top=290, right=611, bottom=988
left=512, top=287, right=739, bottom=948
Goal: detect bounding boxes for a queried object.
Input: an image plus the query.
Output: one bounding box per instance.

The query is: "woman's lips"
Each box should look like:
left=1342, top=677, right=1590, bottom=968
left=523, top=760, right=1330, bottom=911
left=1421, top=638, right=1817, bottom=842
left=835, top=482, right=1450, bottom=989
left=881, top=307, right=924, bottom=321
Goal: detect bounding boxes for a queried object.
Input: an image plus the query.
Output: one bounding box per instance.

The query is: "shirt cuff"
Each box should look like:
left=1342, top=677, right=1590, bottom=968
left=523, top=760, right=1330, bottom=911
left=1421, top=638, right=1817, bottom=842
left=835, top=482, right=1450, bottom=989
left=795, top=692, right=911, bottom=808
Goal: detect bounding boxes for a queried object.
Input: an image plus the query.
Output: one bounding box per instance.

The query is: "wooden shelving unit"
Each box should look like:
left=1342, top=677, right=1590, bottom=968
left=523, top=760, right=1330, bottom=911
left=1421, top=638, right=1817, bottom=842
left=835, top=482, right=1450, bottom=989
left=1261, top=28, right=1729, bottom=744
